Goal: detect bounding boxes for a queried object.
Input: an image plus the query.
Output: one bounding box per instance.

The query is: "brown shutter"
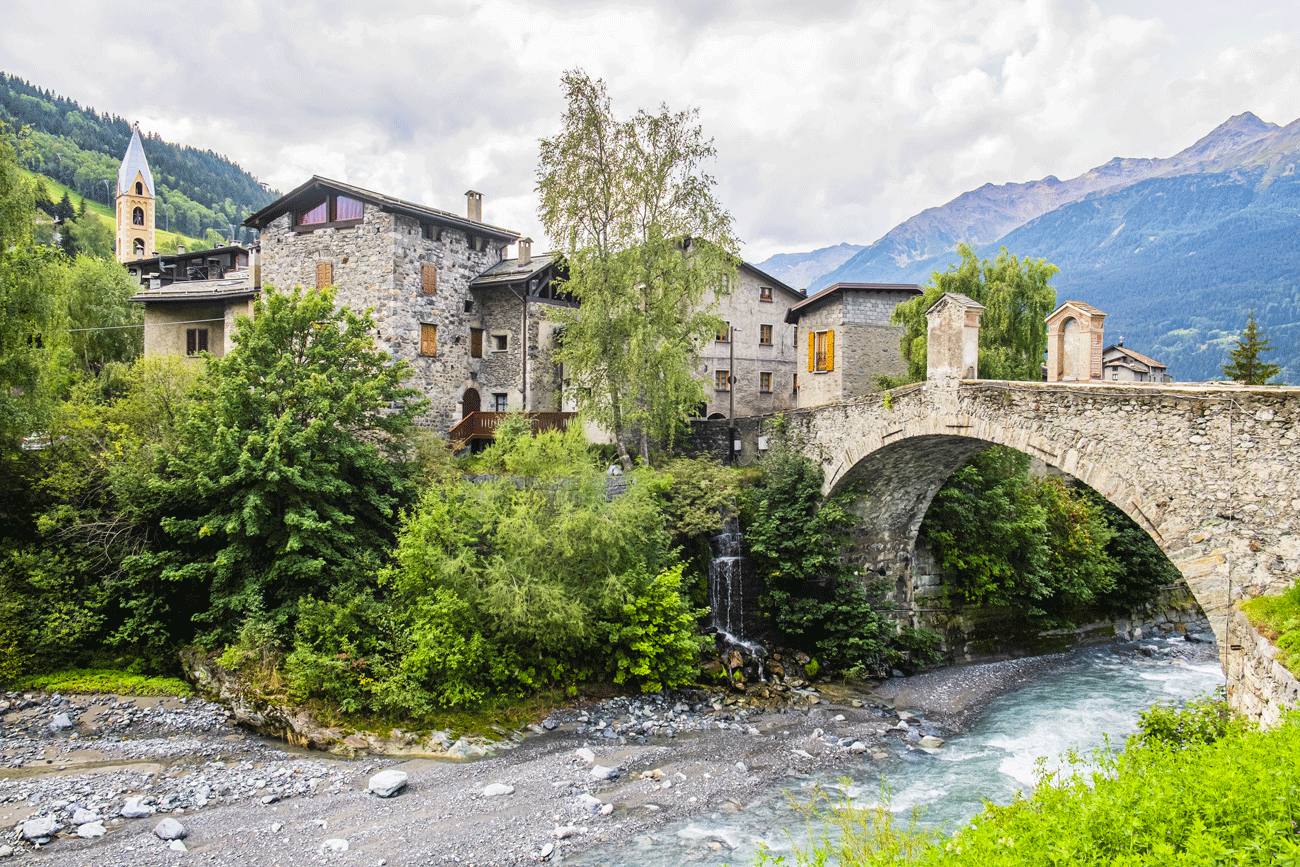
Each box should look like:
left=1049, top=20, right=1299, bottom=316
left=826, top=330, right=834, bottom=372
left=197, top=329, right=209, bottom=353
left=186, top=329, right=196, bottom=355
left=316, top=262, right=333, bottom=289
left=422, top=264, right=437, bottom=295
left=420, top=323, right=437, bottom=356
left=807, top=331, right=814, bottom=372
left=470, top=328, right=483, bottom=358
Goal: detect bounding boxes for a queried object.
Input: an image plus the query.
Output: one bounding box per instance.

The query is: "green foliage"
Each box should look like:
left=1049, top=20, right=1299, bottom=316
left=1242, top=582, right=1300, bottom=673
left=1131, top=688, right=1252, bottom=750
left=65, top=255, right=143, bottom=374
left=1222, top=309, right=1281, bottom=384
left=13, top=668, right=192, bottom=697
left=743, top=430, right=916, bottom=674
left=755, top=783, right=941, bottom=866
left=63, top=212, right=114, bottom=258
left=891, top=244, right=1058, bottom=382
left=285, top=588, right=400, bottom=714
left=603, top=564, right=710, bottom=692
left=1076, top=486, right=1181, bottom=615
left=156, top=284, right=427, bottom=641
left=536, top=69, right=740, bottom=462
left=923, top=447, right=1124, bottom=623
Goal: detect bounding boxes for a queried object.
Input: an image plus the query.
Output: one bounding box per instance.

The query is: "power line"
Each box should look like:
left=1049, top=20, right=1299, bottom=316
left=67, top=318, right=225, bottom=333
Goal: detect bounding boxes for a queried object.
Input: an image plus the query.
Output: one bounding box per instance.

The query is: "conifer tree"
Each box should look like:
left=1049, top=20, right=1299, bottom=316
left=1222, top=311, right=1281, bottom=385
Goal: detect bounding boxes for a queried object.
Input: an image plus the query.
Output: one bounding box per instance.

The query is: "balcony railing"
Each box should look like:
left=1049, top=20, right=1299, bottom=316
left=448, top=411, right=576, bottom=445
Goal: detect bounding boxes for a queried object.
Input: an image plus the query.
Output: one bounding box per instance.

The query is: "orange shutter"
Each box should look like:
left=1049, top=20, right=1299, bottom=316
left=420, top=323, right=437, bottom=356
left=826, top=330, right=834, bottom=371
left=807, top=332, right=815, bottom=372
left=315, top=262, right=332, bottom=289
left=422, top=264, right=437, bottom=295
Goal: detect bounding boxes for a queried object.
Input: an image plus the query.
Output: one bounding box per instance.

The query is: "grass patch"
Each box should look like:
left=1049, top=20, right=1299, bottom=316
left=14, top=668, right=193, bottom=697
left=302, top=685, right=574, bottom=741
left=1241, top=583, right=1300, bottom=672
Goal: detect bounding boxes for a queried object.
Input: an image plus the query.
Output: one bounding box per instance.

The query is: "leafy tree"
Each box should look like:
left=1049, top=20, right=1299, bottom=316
left=156, top=285, right=427, bottom=641
left=1221, top=310, right=1281, bottom=384
left=888, top=244, right=1058, bottom=383
left=536, top=69, right=740, bottom=467
left=65, top=255, right=143, bottom=374
left=64, top=213, right=114, bottom=259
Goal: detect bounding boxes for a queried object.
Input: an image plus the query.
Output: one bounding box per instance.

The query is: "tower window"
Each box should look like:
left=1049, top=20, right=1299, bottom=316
left=135, top=181, right=143, bottom=195
left=133, top=206, right=145, bottom=226
left=420, top=323, right=437, bottom=356
left=133, top=238, right=145, bottom=257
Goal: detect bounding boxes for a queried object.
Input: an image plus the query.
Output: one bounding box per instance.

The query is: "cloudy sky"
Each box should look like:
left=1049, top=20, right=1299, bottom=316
left=4, top=0, right=1299, bottom=262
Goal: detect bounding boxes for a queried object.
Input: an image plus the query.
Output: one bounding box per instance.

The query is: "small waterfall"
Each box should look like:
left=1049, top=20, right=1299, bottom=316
left=707, top=513, right=767, bottom=679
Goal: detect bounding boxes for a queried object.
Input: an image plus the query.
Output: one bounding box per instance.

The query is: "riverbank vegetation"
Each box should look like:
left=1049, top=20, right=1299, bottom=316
left=763, top=695, right=1300, bottom=867
left=1241, top=584, right=1300, bottom=673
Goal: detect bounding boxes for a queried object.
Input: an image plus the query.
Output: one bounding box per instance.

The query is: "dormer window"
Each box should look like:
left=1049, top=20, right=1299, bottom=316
left=135, top=181, right=143, bottom=195
left=296, top=194, right=364, bottom=228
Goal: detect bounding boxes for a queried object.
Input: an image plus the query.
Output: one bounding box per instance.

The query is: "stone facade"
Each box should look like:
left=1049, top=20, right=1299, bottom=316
left=786, top=283, right=921, bottom=408
left=925, top=292, right=983, bottom=382
left=698, top=263, right=802, bottom=419
left=251, top=180, right=516, bottom=433
left=139, top=296, right=254, bottom=359
left=1046, top=300, right=1105, bottom=382
left=1226, top=609, right=1300, bottom=727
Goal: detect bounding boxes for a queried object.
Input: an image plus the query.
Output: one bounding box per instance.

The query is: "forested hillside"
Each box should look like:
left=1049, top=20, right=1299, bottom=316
left=0, top=73, right=277, bottom=243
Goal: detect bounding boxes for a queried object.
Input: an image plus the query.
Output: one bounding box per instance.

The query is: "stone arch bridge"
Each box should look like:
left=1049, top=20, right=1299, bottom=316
left=719, top=377, right=1300, bottom=653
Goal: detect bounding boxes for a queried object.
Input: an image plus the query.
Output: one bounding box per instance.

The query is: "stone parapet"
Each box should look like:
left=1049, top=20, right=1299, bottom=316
left=1226, top=609, right=1300, bottom=727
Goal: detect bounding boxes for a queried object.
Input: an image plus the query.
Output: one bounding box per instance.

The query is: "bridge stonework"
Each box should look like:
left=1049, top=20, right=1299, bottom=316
left=774, top=378, right=1300, bottom=664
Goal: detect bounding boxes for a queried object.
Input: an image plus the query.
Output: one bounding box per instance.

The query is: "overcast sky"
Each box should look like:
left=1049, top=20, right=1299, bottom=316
left=4, top=0, right=1299, bottom=262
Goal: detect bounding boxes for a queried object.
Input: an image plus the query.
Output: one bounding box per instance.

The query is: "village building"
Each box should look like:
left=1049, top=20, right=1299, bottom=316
left=1102, top=341, right=1172, bottom=382
left=115, top=126, right=155, bottom=263
left=127, top=245, right=258, bottom=358
left=784, top=282, right=922, bottom=407
left=1045, top=300, right=1106, bottom=382
left=698, top=263, right=803, bottom=419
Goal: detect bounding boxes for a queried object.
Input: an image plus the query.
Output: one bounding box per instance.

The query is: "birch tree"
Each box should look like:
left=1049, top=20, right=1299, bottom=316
left=536, top=69, right=739, bottom=467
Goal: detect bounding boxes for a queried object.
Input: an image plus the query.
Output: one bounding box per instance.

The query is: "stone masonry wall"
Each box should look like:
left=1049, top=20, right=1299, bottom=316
left=1226, top=609, right=1300, bottom=727
left=258, top=208, right=509, bottom=432
left=699, top=269, right=799, bottom=419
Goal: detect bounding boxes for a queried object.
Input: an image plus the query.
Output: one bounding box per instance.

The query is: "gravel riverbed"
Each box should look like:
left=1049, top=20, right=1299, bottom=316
left=0, top=638, right=1214, bottom=865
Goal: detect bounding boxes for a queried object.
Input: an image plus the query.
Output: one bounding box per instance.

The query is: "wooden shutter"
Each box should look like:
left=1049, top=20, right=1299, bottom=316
left=197, top=329, right=209, bottom=353
left=186, top=329, right=196, bottom=356
left=420, top=323, right=437, bottom=356
left=316, top=262, right=332, bottom=289
left=422, top=264, right=437, bottom=295
left=826, top=330, right=834, bottom=371
left=807, top=332, right=815, bottom=372
left=470, top=328, right=483, bottom=358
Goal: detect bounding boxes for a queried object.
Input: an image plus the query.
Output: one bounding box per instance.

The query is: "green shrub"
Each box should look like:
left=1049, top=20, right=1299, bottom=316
left=1242, top=583, right=1300, bottom=672
left=1130, top=688, right=1252, bottom=749
left=601, top=564, right=708, bottom=692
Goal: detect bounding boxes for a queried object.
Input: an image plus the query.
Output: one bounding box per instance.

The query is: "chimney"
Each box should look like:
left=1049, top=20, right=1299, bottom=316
left=465, top=190, right=482, bottom=222
left=177, top=244, right=185, bottom=254
left=517, top=237, right=532, bottom=265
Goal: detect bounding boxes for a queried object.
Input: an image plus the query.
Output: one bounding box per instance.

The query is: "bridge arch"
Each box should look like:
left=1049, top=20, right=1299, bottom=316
left=779, top=379, right=1300, bottom=651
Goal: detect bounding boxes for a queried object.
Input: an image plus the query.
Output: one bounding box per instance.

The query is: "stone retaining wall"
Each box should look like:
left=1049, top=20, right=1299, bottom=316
left=1225, top=609, right=1300, bottom=727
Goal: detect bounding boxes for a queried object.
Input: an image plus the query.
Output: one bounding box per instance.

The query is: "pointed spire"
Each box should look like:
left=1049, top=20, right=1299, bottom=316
left=118, top=124, right=155, bottom=196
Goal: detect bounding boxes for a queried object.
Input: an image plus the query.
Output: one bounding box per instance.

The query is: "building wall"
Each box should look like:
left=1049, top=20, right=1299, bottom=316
left=839, top=289, right=915, bottom=396
left=699, top=270, right=800, bottom=418
left=793, top=303, right=843, bottom=408
left=258, top=207, right=510, bottom=432
left=142, top=301, right=231, bottom=359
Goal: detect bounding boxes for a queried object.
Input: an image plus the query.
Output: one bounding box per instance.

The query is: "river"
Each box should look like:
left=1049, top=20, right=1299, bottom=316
left=563, top=637, right=1224, bottom=866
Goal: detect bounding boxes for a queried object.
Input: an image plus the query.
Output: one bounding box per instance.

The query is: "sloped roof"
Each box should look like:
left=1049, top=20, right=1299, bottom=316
left=1049, top=299, right=1105, bottom=320
left=785, top=281, right=922, bottom=324
left=924, top=291, right=985, bottom=315
left=129, top=275, right=257, bottom=305
left=470, top=253, right=557, bottom=288
left=740, top=261, right=802, bottom=303
left=243, top=175, right=519, bottom=242
left=1103, top=344, right=1166, bottom=370
left=118, top=126, right=155, bottom=196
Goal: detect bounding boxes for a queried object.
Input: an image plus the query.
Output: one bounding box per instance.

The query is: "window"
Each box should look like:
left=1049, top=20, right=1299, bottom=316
left=759, top=286, right=773, bottom=302
left=464, top=299, right=473, bottom=313
left=133, top=238, right=145, bottom=257
left=186, top=328, right=208, bottom=356
left=421, top=224, right=441, bottom=242
left=716, top=322, right=730, bottom=342
left=793, top=373, right=798, bottom=392
left=296, top=194, right=364, bottom=227
left=492, top=393, right=508, bottom=412
left=316, top=261, right=333, bottom=289
left=716, top=369, right=730, bottom=391
left=135, top=181, right=143, bottom=195
left=419, top=323, right=437, bottom=356
left=470, top=328, right=483, bottom=358
left=759, top=324, right=773, bottom=346
left=421, top=264, right=438, bottom=295
left=760, top=372, right=772, bottom=392
left=493, top=333, right=508, bottom=352
left=808, top=329, right=834, bottom=372
left=132, top=206, right=145, bottom=226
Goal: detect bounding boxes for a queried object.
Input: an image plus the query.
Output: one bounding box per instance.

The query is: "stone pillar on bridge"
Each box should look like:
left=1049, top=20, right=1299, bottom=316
left=1046, top=300, right=1106, bottom=382
left=925, top=292, right=984, bottom=384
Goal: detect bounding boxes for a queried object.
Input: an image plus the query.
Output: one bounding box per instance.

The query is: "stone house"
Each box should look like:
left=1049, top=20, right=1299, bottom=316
left=244, top=176, right=534, bottom=433
left=784, top=282, right=922, bottom=408
left=127, top=245, right=258, bottom=359
left=1102, top=341, right=1171, bottom=383
left=698, top=262, right=804, bottom=420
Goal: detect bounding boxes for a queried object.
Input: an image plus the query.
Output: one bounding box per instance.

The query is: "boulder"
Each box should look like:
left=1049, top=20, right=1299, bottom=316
left=590, top=765, right=619, bottom=781
left=919, top=735, right=946, bottom=749
left=154, top=818, right=187, bottom=840
left=574, top=747, right=595, bottom=764
left=48, top=712, right=73, bottom=731
left=121, top=796, right=153, bottom=818
left=76, top=822, right=106, bottom=839
left=70, top=807, right=100, bottom=826
left=482, top=783, right=514, bottom=797
left=21, top=816, right=60, bottom=842
left=368, top=769, right=409, bottom=798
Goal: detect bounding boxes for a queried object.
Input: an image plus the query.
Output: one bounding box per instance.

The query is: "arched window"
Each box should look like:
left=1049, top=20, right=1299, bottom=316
left=135, top=181, right=143, bottom=195
left=132, top=206, right=145, bottom=226
left=133, top=238, right=145, bottom=257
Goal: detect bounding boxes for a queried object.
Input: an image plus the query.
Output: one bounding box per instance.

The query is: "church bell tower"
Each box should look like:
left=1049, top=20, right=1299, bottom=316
left=116, top=125, right=155, bottom=263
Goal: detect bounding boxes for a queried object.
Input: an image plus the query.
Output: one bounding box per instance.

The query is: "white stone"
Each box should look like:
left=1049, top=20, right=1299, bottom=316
left=590, top=765, right=618, bottom=780
left=22, top=816, right=60, bottom=841
left=155, top=817, right=187, bottom=840
left=322, top=838, right=349, bottom=852
left=121, top=796, right=153, bottom=818
left=76, top=821, right=106, bottom=839
left=482, top=783, right=514, bottom=797
left=574, top=747, right=595, bottom=764
left=919, top=735, right=946, bottom=748
left=367, top=769, right=409, bottom=798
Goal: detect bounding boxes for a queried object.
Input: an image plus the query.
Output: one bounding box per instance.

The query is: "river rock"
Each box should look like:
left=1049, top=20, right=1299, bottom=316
left=482, top=783, right=514, bottom=797
left=590, top=764, right=618, bottom=780
left=577, top=793, right=602, bottom=815
left=0, top=845, right=12, bottom=857
left=71, top=807, right=100, bottom=825
left=48, top=712, right=73, bottom=731
left=22, top=816, right=59, bottom=841
left=154, top=817, right=187, bottom=840
left=121, top=796, right=153, bottom=818
left=322, top=839, right=349, bottom=852
left=575, top=747, right=595, bottom=763
left=170, top=840, right=188, bottom=852
left=76, top=821, right=106, bottom=838
left=368, top=769, right=408, bottom=798
left=919, top=735, right=946, bottom=748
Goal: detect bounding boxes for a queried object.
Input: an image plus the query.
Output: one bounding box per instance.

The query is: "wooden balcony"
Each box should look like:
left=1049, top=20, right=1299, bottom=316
left=448, top=411, right=576, bottom=445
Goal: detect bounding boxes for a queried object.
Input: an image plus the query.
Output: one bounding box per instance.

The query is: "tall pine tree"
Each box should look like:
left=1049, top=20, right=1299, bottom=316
left=1222, top=311, right=1281, bottom=385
